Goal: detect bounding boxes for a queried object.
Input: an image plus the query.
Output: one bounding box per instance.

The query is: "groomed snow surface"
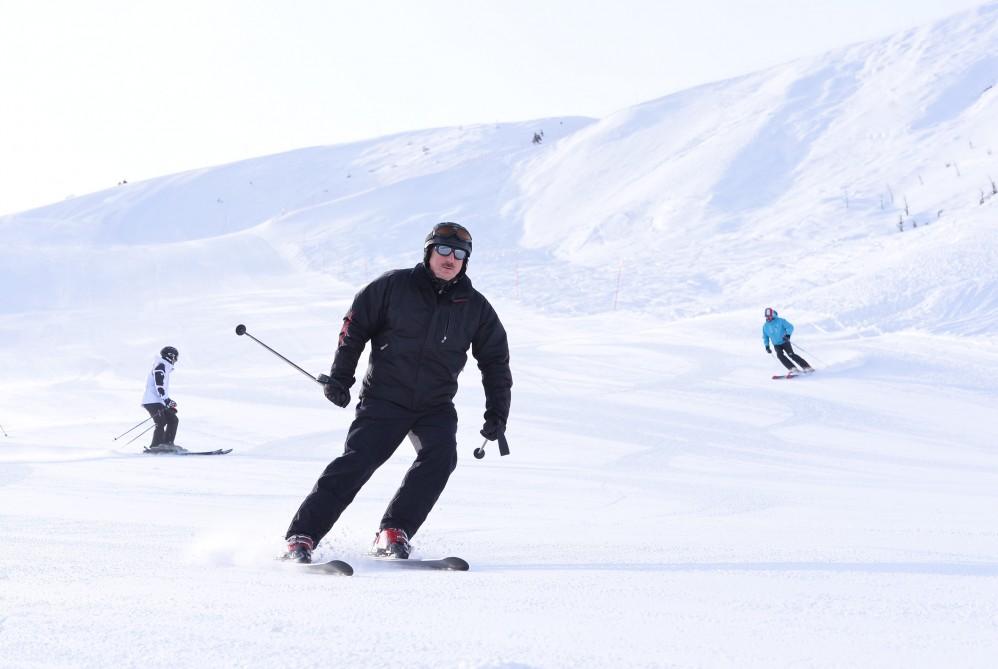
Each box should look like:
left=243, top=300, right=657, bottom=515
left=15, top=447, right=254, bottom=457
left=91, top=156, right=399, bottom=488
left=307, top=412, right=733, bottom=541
left=2, top=5, right=998, bottom=668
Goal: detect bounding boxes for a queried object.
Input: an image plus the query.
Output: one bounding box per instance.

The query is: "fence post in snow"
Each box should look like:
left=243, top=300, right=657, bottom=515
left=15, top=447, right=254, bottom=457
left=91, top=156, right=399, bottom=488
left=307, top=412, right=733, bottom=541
left=613, top=261, right=623, bottom=310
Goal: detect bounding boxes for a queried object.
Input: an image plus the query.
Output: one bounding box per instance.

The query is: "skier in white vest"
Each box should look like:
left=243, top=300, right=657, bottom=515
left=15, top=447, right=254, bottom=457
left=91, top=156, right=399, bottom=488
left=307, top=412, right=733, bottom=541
left=141, top=346, right=183, bottom=453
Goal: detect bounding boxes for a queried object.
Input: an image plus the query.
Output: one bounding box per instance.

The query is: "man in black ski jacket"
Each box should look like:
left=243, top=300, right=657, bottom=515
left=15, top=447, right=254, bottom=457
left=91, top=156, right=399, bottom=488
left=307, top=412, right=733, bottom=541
left=283, top=222, right=512, bottom=562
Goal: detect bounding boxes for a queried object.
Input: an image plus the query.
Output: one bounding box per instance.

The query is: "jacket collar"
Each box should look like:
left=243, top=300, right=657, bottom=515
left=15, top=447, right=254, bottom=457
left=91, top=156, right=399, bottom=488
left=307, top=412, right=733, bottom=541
left=416, top=263, right=470, bottom=296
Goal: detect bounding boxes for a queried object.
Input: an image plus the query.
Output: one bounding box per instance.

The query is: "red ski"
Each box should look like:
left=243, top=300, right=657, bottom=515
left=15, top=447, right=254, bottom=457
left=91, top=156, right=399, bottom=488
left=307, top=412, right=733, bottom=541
left=772, top=368, right=815, bottom=380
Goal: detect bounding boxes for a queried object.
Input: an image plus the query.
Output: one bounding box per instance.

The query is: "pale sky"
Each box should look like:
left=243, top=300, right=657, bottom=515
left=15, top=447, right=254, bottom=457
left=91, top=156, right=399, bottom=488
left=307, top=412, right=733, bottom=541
left=0, top=0, right=988, bottom=215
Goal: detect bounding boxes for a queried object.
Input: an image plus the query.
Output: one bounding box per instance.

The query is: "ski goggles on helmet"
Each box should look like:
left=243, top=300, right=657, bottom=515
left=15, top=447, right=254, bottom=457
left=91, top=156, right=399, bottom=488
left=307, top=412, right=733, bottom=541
left=434, top=244, right=468, bottom=260
left=431, top=222, right=472, bottom=242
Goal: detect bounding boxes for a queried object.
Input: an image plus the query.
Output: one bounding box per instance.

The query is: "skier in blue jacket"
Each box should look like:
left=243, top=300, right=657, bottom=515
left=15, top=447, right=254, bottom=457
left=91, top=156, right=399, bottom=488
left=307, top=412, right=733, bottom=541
left=762, top=308, right=812, bottom=373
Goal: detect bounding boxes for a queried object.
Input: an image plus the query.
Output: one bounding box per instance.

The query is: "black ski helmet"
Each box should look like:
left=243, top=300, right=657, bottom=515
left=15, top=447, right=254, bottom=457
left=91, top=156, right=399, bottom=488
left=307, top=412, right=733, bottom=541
left=423, top=222, right=472, bottom=265
left=161, top=346, right=179, bottom=364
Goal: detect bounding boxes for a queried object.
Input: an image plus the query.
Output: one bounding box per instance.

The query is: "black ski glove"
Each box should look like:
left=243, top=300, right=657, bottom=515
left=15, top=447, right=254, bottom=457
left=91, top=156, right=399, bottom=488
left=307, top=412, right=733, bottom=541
left=765, top=346, right=771, bottom=354
left=322, top=377, right=350, bottom=408
left=783, top=334, right=791, bottom=343
left=480, top=414, right=506, bottom=441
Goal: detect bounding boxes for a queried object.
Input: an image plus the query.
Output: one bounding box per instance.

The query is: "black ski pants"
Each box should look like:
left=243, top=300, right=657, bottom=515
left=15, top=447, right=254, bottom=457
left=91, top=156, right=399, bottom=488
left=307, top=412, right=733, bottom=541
left=286, top=397, right=459, bottom=544
left=774, top=341, right=811, bottom=371
left=143, top=403, right=179, bottom=446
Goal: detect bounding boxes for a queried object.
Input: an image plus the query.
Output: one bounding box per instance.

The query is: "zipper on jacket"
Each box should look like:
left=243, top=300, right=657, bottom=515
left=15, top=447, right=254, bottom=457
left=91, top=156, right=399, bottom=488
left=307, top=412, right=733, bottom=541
left=440, top=310, right=451, bottom=344
left=412, top=291, right=441, bottom=407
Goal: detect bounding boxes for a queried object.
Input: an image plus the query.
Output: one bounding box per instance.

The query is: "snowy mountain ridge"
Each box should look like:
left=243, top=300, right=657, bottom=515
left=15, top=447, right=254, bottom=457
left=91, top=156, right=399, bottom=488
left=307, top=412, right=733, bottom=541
left=2, top=4, right=997, bottom=335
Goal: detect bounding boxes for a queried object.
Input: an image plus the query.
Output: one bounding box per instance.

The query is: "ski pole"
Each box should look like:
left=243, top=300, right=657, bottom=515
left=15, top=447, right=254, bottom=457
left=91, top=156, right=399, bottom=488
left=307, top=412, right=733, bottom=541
left=126, top=423, right=155, bottom=446
left=473, top=438, right=488, bottom=459
left=472, top=432, right=510, bottom=459
left=234, top=324, right=325, bottom=384
left=792, top=342, right=825, bottom=366
left=113, top=416, right=152, bottom=441
left=0, top=423, right=7, bottom=437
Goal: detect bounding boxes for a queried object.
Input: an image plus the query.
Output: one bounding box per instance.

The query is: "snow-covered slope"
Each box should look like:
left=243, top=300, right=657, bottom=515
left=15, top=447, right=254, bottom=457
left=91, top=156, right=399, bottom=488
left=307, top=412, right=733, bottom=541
left=5, top=7, right=998, bottom=333
left=1, top=5, right=997, bottom=668
left=512, top=3, right=998, bottom=327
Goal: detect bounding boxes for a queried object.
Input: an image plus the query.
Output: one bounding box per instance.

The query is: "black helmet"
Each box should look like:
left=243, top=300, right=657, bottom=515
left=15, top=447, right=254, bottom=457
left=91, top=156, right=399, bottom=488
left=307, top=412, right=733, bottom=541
left=423, top=222, right=472, bottom=263
left=160, top=346, right=179, bottom=364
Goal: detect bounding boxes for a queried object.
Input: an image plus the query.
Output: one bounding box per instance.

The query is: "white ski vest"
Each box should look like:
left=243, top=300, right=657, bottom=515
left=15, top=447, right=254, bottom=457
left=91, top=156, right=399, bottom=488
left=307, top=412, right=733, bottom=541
left=142, top=357, right=174, bottom=405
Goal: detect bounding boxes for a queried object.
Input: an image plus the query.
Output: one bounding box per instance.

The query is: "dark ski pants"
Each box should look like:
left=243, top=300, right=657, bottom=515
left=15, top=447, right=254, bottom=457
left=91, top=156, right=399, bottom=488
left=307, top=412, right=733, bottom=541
left=143, top=403, right=178, bottom=446
left=774, top=342, right=811, bottom=371
left=286, top=397, right=459, bottom=544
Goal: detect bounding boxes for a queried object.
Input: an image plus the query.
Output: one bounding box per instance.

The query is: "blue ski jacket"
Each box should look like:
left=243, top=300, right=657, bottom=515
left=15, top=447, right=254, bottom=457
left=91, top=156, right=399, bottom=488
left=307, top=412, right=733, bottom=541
left=762, top=314, right=794, bottom=349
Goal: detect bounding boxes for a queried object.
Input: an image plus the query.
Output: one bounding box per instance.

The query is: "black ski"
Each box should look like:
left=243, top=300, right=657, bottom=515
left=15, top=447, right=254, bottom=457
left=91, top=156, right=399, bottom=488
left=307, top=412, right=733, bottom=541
left=143, top=448, right=232, bottom=456
left=370, top=556, right=470, bottom=571
left=299, top=559, right=354, bottom=576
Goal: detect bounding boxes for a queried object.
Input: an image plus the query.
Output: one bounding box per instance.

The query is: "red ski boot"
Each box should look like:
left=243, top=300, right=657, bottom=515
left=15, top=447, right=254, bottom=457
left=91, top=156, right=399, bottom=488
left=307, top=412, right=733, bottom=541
left=283, top=535, right=315, bottom=563
left=370, top=528, right=411, bottom=559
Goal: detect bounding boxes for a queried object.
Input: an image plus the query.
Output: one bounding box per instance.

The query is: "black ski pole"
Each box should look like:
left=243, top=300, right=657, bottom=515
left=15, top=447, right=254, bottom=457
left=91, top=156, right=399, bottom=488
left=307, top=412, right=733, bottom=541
left=234, top=324, right=326, bottom=384
left=126, top=423, right=155, bottom=446
left=473, top=438, right=487, bottom=459
left=113, top=416, right=152, bottom=441
left=473, top=433, right=510, bottom=459
left=0, top=423, right=7, bottom=437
